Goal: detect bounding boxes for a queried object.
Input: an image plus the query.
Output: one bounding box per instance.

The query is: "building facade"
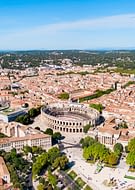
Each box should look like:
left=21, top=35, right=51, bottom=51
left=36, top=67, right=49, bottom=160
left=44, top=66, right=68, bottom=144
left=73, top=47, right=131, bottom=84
left=0, top=133, right=51, bottom=152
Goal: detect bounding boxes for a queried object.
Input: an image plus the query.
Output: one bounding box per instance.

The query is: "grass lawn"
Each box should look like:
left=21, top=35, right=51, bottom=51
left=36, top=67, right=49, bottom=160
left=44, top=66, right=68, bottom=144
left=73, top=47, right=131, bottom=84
left=84, top=185, right=93, bottom=190
left=124, top=175, right=135, bottom=180
left=68, top=170, right=77, bottom=180
left=75, top=177, right=86, bottom=188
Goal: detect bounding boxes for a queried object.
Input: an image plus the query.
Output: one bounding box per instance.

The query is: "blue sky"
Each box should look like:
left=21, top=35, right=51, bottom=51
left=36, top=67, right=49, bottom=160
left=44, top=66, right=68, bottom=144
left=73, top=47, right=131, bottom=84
left=0, top=0, right=135, bottom=50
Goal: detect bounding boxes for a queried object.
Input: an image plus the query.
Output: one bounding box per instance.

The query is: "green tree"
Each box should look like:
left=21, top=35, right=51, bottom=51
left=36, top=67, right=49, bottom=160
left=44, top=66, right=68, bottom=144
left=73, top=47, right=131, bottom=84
left=48, top=171, right=57, bottom=188
left=52, top=132, right=62, bottom=140
left=90, top=103, right=104, bottom=113
left=128, top=138, right=135, bottom=152
left=32, top=152, right=48, bottom=178
left=83, top=146, right=94, bottom=161
left=32, top=146, right=44, bottom=155
left=52, top=155, right=69, bottom=170
left=108, top=152, right=118, bottom=165
left=48, top=147, right=60, bottom=164
left=58, top=92, right=69, bottom=100
left=37, top=183, right=45, bottom=190
left=16, top=114, right=31, bottom=125
left=126, top=152, right=135, bottom=167
left=113, top=143, right=123, bottom=155
left=28, top=108, right=38, bottom=117
left=80, top=136, right=96, bottom=148
left=83, top=124, right=92, bottom=133
left=99, top=145, right=110, bottom=162
left=44, top=128, right=53, bottom=136
left=23, top=145, right=32, bottom=155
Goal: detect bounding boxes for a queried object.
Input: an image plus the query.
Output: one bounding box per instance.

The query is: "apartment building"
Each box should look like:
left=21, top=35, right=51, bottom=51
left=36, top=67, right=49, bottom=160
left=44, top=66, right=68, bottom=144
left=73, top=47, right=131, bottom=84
left=0, top=133, right=51, bottom=152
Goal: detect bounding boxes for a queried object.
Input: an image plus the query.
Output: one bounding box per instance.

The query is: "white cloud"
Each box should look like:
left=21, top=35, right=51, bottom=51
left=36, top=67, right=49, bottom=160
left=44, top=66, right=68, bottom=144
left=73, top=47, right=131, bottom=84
left=1, top=13, right=135, bottom=49
left=3, top=13, right=135, bottom=37
left=41, top=13, right=135, bottom=31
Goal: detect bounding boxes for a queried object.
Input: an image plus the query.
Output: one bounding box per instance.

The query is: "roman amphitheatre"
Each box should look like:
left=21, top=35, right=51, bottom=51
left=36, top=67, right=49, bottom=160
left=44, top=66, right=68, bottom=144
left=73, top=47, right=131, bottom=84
left=41, top=102, right=100, bottom=133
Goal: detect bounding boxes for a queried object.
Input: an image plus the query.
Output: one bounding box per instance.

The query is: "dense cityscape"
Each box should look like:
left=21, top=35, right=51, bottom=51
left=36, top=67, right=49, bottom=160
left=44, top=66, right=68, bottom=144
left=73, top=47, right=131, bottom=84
left=0, top=50, right=135, bottom=190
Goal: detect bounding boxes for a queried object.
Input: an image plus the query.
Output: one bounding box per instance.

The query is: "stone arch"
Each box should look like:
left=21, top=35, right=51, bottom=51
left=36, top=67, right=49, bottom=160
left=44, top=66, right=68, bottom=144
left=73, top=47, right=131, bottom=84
left=80, top=128, right=83, bottom=133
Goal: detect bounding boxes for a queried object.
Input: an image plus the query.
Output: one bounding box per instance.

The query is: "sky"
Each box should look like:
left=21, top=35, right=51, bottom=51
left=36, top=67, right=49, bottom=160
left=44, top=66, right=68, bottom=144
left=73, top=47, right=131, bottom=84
left=0, top=0, right=135, bottom=50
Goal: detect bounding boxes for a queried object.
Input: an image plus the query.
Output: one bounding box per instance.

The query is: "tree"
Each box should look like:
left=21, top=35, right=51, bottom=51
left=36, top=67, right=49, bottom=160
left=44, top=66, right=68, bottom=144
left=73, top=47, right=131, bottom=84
left=90, top=103, right=104, bottom=113
left=28, top=108, right=38, bottom=117
left=99, top=145, right=110, bottom=162
left=28, top=107, right=41, bottom=118
left=16, top=114, right=31, bottom=125
left=82, top=138, right=111, bottom=164
left=83, top=124, right=92, bottom=133
left=128, top=138, right=135, bottom=152
left=48, top=171, right=57, bottom=188
left=53, top=132, right=62, bottom=140
left=39, top=177, right=46, bottom=185
left=126, top=152, right=135, bottom=167
left=32, top=146, right=44, bottom=155
left=58, top=92, right=69, bottom=100
left=23, top=114, right=31, bottom=124
left=37, top=183, right=45, bottom=190
left=23, top=145, right=32, bottom=155
left=52, top=155, right=69, bottom=170
left=48, top=147, right=60, bottom=164
left=32, top=152, right=48, bottom=178
left=80, top=136, right=96, bottom=148
left=108, top=152, right=118, bottom=165
left=44, top=128, right=53, bottom=136
left=113, top=143, right=123, bottom=155
left=83, top=147, right=91, bottom=160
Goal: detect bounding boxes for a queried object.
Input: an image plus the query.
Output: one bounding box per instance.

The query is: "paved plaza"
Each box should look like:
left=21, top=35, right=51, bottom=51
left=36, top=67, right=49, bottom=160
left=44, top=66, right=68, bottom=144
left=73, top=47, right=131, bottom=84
left=61, top=135, right=135, bottom=190
left=30, top=115, right=135, bottom=190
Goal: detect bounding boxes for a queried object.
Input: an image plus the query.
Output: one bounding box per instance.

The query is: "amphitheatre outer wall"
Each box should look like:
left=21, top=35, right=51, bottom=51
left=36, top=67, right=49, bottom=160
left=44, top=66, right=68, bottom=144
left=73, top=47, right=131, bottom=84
left=41, top=103, right=100, bottom=133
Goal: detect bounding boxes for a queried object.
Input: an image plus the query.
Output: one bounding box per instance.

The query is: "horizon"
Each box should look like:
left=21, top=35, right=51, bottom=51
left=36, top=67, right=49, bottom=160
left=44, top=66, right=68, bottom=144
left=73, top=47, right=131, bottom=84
left=0, top=0, right=135, bottom=50
left=1, top=47, right=135, bottom=52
